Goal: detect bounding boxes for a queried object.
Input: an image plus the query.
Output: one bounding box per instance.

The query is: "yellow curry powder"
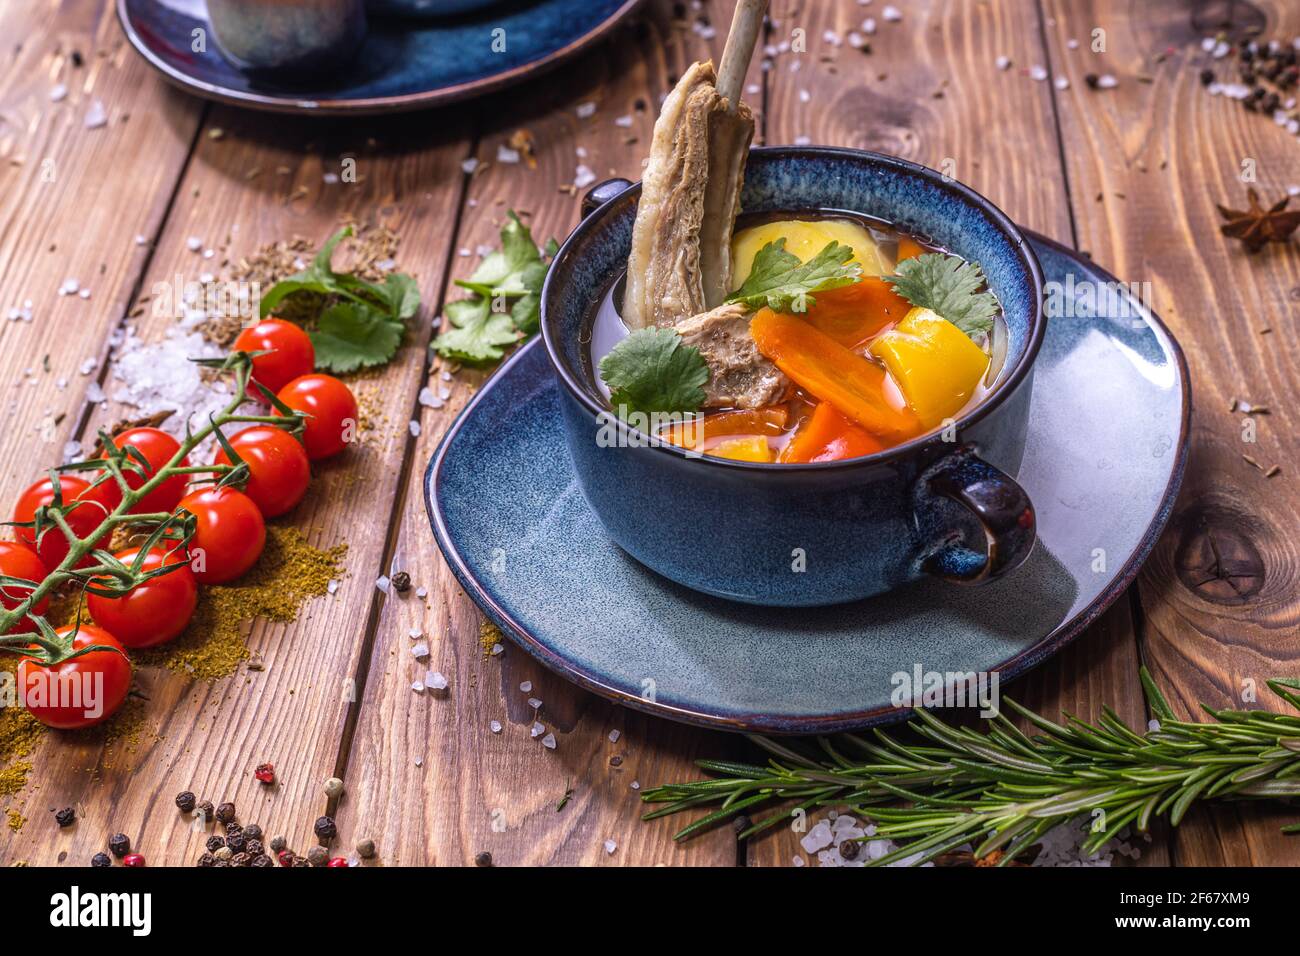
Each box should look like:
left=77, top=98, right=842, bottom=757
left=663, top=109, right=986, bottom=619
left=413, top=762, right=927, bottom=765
left=136, top=524, right=347, bottom=680
left=479, top=619, right=504, bottom=658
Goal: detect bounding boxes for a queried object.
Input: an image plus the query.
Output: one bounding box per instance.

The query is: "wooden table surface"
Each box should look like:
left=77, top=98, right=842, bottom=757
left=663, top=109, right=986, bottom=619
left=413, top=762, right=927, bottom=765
left=1, top=0, right=1297, bottom=867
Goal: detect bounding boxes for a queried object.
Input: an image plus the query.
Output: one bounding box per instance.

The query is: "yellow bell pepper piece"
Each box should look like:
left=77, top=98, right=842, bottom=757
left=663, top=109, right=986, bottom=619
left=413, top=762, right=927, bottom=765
left=731, top=219, right=887, bottom=288
left=869, top=307, right=990, bottom=429
left=709, top=436, right=774, bottom=463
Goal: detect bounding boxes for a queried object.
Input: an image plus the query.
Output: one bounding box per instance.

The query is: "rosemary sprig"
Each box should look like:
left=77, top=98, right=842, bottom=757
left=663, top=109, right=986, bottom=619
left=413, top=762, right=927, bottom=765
left=0, top=351, right=304, bottom=664
left=641, top=671, right=1300, bottom=865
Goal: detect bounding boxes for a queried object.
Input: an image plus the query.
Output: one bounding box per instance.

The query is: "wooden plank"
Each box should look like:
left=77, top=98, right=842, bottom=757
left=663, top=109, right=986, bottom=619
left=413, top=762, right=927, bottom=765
left=1041, top=0, right=1300, bottom=865
left=0, top=99, right=471, bottom=865
left=329, top=0, right=749, bottom=866
left=744, top=0, right=1164, bottom=867
left=0, top=0, right=202, bottom=511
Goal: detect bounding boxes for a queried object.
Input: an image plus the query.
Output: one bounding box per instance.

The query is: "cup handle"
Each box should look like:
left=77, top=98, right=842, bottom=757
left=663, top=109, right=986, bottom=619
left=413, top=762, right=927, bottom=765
left=581, top=178, right=633, bottom=219
left=914, top=445, right=1035, bottom=584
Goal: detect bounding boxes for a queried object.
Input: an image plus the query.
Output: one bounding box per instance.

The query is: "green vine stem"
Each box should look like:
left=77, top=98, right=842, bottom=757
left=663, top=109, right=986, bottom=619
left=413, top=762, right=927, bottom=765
left=0, top=351, right=303, bottom=662
left=641, top=669, right=1300, bottom=865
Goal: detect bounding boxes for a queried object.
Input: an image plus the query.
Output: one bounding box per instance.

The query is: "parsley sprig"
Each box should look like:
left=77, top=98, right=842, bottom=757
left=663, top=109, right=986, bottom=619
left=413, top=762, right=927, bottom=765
left=433, top=212, right=559, bottom=365
left=260, top=226, right=421, bottom=373
left=885, top=252, right=999, bottom=338
left=599, top=327, right=710, bottom=417
left=726, top=238, right=862, bottom=313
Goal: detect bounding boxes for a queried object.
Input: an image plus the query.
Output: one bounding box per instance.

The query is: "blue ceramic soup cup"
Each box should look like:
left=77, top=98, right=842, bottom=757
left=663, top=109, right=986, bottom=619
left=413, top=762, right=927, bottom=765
left=540, top=147, right=1045, bottom=607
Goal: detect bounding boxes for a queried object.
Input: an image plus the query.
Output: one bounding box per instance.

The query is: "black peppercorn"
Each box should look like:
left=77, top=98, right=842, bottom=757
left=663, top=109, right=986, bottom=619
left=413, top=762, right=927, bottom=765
left=243, top=823, right=263, bottom=842
left=225, top=821, right=243, bottom=837
left=251, top=854, right=273, bottom=867
left=175, top=791, right=196, bottom=813
left=246, top=839, right=264, bottom=857
left=206, top=835, right=225, bottom=852
left=226, top=832, right=246, bottom=854
left=91, top=852, right=112, bottom=868
left=314, top=815, right=337, bottom=842
left=838, top=839, right=862, bottom=861
left=475, top=851, right=492, bottom=867
left=215, top=802, right=236, bottom=824
left=1200, top=68, right=1215, bottom=85
left=108, top=833, right=131, bottom=858
left=270, top=835, right=287, bottom=853
left=197, top=800, right=214, bottom=822
left=54, top=807, right=76, bottom=828
left=293, top=856, right=312, bottom=867
left=391, top=571, right=411, bottom=592
left=307, top=846, right=329, bottom=867
left=1084, top=72, right=1099, bottom=89
left=231, top=851, right=252, bottom=867
left=197, top=852, right=217, bottom=867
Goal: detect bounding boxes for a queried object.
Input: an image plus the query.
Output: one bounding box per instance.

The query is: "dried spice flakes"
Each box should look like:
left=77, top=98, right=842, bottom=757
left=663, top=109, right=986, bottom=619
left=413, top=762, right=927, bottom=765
left=135, top=524, right=347, bottom=680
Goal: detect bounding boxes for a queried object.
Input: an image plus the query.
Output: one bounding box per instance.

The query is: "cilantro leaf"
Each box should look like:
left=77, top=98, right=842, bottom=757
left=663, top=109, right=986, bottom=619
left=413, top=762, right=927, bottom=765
left=432, top=297, right=519, bottom=365
left=598, top=328, right=709, bottom=416
left=885, top=253, right=999, bottom=337
left=726, top=239, right=862, bottom=312
left=309, top=302, right=403, bottom=373
left=433, top=210, right=558, bottom=363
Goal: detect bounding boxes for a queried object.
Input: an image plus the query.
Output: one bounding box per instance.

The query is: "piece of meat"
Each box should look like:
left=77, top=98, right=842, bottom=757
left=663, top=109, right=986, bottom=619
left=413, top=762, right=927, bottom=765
left=623, top=61, right=754, bottom=331
left=675, top=303, right=789, bottom=409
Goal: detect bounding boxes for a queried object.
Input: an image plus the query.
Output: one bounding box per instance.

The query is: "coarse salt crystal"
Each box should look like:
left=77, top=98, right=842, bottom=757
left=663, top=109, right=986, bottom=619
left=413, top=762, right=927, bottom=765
left=327, top=580, right=340, bottom=594
left=461, top=157, right=479, bottom=174
left=426, top=671, right=449, bottom=691
left=527, top=697, right=542, bottom=709
left=541, top=733, right=556, bottom=749
left=1029, top=65, right=1048, bottom=81
left=614, top=114, right=633, bottom=128
left=575, top=101, right=597, bottom=119
left=519, top=681, right=532, bottom=693
left=415, top=586, right=428, bottom=598
left=530, top=721, right=545, bottom=738
left=84, top=100, right=107, bottom=128
left=996, top=55, right=1012, bottom=71
left=409, top=420, right=421, bottom=437
left=411, top=643, right=429, bottom=659
left=1096, top=74, right=1117, bottom=89
left=603, top=839, right=617, bottom=855
left=496, top=145, right=521, bottom=164
left=861, top=17, right=877, bottom=34
left=490, top=720, right=502, bottom=734
left=574, top=164, right=597, bottom=189
left=50, top=83, right=68, bottom=102
left=411, top=681, right=425, bottom=693
left=1055, top=76, right=1070, bottom=90
left=630, top=781, right=640, bottom=790
left=608, top=729, right=620, bottom=743
left=882, top=5, right=901, bottom=22
left=490, top=643, right=503, bottom=656
left=323, top=172, right=339, bottom=184
left=376, top=575, right=391, bottom=593
left=408, top=627, right=422, bottom=639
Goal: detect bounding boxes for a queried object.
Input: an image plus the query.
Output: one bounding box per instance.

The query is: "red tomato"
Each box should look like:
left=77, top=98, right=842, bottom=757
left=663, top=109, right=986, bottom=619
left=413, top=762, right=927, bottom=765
left=18, top=625, right=131, bottom=729
left=176, top=486, right=266, bottom=584
left=234, top=319, right=315, bottom=401
left=275, top=374, right=358, bottom=460
left=0, top=542, right=50, bottom=634
left=12, top=476, right=113, bottom=570
left=86, top=546, right=198, bottom=648
left=213, top=426, right=311, bottom=518
left=97, top=427, right=190, bottom=515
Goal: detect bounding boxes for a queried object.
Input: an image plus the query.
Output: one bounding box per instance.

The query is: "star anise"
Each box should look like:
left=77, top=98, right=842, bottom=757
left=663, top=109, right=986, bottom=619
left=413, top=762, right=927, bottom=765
left=1217, top=187, right=1300, bottom=253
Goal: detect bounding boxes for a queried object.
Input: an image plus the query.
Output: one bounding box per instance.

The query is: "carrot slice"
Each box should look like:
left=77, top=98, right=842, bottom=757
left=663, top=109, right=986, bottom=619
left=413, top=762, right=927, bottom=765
left=800, top=277, right=912, bottom=348
left=659, top=407, right=788, bottom=451
left=896, top=236, right=927, bottom=262
left=750, top=309, right=921, bottom=443
left=780, top=402, right=885, bottom=463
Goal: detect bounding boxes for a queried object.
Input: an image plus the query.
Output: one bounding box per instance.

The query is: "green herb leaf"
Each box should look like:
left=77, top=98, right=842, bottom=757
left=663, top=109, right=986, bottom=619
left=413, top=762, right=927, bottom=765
left=432, top=297, right=519, bottom=365
left=726, top=239, right=862, bottom=312
left=309, top=302, right=404, bottom=373
left=885, top=252, right=999, bottom=337
left=599, top=327, right=709, bottom=416
left=433, top=211, right=557, bottom=363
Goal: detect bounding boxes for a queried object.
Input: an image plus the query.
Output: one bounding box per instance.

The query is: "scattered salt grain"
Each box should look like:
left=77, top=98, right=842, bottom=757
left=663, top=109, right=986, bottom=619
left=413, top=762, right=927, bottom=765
left=1067, top=38, right=1079, bottom=50
left=327, top=580, right=340, bottom=595
left=1096, top=74, right=1118, bottom=89
left=409, top=420, right=421, bottom=437
left=519, top=681, right=532, bottom=693
left=630, top=781, right=640, bottom=790
left=496, top=145, right=521, bottom=164
left=995, top=55, right=1012, bottom=71
left=186, top=236, right=202, bottom=252
left=490, top=643, right=503, bottom=656
left=527, top=697, right=542, bottom=710
left=608, top=729, right=620, bottom=743
left=411, top=643, right=429, bottom=659
left=426, top=671, right=448, bottom=691
left=614, top=114, right=633, bottom=128
left=793, top=135, right=812, bottom=146
left=415, top=586, right=428, bottom=599
left=50, top=84, right=67, bottom=102
left=574, top=164, right=597, bottom=189
left=882, top=4, right=901, bottom=22
left=603, top=839, right=617, bottom=855
left=541, top=733, right=556, bottom=750
left=1148, top=718, right=1161, bottom=732
left=490, top=720, right=502, bottom=734
left=461, top=157, right=479, bottom=175
left=530, top=721, right=545, bottom=738
left=84, top=100, right=107, bottom=128
left=1029, top=65, right=1048, bottom=81
left=322, top=172, right=340, bottom=184
left=408, top=627, right=422, bottom=639
left=376, top=575, right=391, bottom=593
left=1054, top=76, right=1070, bottom=90
left=85, top=381, right=105, bottom=404
left=411, top=681, right=425, bottom=693
left=861, top=17, right=877, bottom=34
left=575, top=101, right=597, bottom=119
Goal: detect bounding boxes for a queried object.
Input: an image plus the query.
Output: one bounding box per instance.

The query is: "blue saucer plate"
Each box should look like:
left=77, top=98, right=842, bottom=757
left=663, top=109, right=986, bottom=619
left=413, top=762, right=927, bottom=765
left=118, top=0, right=643, bottom=115
left=426, top=233, right=1190, bottom=734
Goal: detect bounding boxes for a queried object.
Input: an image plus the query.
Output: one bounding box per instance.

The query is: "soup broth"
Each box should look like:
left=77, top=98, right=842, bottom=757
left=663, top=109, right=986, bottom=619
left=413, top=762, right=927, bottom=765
left=588, top=209, right=1007, bottom=463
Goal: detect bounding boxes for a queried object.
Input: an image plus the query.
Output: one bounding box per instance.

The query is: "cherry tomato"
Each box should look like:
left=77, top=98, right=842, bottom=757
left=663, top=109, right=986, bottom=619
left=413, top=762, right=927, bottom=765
left=234, top=319, right=315, bottom=401
left=12, top=476, right=113, bottom=570
left=0, top=542, right=50, bottom=634
left=17, top=625, right=131, bottom=729
left=213, top=426, right=311, bottom=518
left=86, top=546, right=198, bottom=649
left=176, top=486, right=265, bottom=584
left=97, top=427, right=190, bottom=515
left=275, top=374, right=358, bottom=460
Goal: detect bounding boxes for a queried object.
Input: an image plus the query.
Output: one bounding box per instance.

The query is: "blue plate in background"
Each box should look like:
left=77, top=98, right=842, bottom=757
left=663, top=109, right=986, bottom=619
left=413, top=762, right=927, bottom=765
left=426, top=233, right=1190, bottom=734
left=118, top=0, right=643, bottom=115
